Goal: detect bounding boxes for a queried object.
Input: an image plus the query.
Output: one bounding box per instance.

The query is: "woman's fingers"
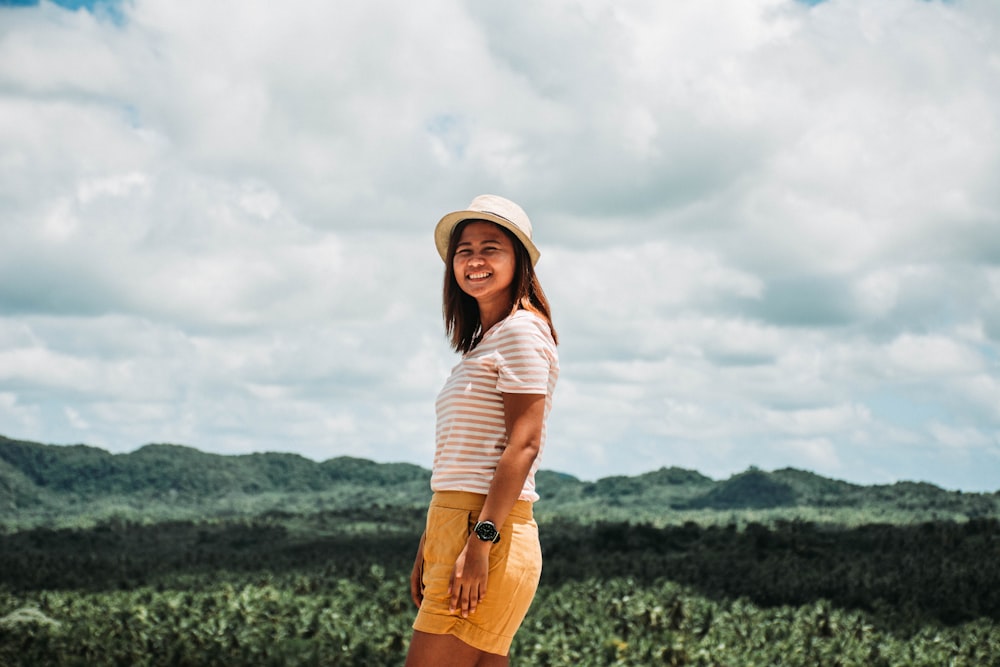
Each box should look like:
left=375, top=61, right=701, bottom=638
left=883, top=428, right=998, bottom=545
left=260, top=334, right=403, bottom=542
left=450, top=574, right=488, bottom=617
left=467, top=582, right=482, bottom=616
left=451, top=580, right=480, bottom=618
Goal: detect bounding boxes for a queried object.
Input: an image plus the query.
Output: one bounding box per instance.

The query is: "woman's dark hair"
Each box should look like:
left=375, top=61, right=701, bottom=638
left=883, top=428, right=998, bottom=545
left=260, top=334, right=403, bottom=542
left=443, top=220, right=558, bottom=354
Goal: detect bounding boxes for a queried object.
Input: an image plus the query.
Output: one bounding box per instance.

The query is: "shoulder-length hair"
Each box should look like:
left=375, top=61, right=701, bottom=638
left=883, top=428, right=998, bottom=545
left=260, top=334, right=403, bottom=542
left=443, top=219, right=558, bottom=354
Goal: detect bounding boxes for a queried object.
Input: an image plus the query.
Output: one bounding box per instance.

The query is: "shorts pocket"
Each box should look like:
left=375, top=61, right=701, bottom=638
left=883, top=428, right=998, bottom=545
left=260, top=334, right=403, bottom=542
left=423, top=506, right=472, bottom=565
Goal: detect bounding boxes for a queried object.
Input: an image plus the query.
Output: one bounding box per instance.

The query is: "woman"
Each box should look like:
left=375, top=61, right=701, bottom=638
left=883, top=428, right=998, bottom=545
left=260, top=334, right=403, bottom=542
left=405, top=194, right=559, bottom=666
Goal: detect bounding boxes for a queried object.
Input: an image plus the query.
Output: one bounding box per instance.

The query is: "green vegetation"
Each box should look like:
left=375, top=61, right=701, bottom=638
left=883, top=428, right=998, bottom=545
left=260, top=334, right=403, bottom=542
left=4, top=575, right=997, bottom=666
left=0, top=436, right=434, bottom=531
left=1, top=435, right=998, bottom=665
left=3, top=435, right=997, bottom=531
left=1, top=512, right=998, bottom=666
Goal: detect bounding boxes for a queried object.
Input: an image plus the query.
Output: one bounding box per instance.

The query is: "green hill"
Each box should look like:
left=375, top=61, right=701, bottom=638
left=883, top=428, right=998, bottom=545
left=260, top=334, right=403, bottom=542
left=1, top=434, right=997, bottom=529
left=0, top=436, right=429, bottom=499
left=688, top=467, right=798, bottom=509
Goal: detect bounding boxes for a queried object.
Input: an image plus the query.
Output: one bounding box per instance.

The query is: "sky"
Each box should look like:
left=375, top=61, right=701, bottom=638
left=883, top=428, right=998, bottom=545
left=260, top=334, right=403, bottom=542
left=1, top=0, right=998, bottom=492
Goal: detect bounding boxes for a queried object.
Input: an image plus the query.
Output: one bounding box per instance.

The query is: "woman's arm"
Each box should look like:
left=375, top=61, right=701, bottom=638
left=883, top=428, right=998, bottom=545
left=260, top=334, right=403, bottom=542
left=479, top=392, right=546, bottom=529
left=448, top=392, right=545, bottom=617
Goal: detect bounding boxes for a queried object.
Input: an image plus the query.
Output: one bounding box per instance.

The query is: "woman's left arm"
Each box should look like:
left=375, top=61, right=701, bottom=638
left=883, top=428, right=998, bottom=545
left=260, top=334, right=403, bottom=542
left=448, top=392, right=545, bottom=617
left=482, top=392, right=546, bottom=528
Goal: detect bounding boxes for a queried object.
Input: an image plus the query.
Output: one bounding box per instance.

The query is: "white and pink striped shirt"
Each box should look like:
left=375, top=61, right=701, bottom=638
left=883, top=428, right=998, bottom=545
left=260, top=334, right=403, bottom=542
left=431, top=309, right=559, bottom=502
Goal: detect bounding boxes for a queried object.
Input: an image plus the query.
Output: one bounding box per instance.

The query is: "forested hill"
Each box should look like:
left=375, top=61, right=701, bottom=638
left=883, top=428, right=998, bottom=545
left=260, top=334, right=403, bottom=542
left=2, top=434, right=997, bottom=527
left=0, top=435, right=431, bottom=517
left=0, top=435, right=428, bottom=498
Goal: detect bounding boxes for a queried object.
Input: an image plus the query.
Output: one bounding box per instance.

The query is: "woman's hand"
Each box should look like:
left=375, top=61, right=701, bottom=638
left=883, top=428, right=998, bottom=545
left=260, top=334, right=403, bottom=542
left=409, top=532, right=426, bottom=608
left=448, top=538, right=491, bottom=617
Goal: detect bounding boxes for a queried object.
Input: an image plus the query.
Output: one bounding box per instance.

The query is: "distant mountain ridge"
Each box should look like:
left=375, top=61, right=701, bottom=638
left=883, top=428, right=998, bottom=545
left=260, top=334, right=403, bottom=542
left=2, top=434, right=997, bottom=526
left=0, top=435, right=429, bottom=505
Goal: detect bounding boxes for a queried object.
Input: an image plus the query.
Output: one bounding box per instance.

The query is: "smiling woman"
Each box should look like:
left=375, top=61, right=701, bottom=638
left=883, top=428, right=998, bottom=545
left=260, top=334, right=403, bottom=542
left=405, top=195, right=559, bottom=666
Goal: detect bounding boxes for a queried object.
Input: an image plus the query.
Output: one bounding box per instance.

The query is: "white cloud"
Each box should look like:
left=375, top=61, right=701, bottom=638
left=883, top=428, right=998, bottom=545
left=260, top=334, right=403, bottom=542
left=759, top=403, right=872, bottom=437
left=885, top=334, right=983, bottom=377
left=773, top=437, right=842, bottom=473
left=928, top=423, right=995, bottom=450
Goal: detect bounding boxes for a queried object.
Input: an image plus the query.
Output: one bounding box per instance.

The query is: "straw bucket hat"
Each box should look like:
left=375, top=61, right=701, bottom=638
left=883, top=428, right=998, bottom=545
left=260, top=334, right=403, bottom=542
left=434, top=194, right=540, bottom=266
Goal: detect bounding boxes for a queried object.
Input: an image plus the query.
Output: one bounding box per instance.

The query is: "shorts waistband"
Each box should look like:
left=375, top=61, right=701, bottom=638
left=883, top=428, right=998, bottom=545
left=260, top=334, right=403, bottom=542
left=429, top=491, right=534, bottom=521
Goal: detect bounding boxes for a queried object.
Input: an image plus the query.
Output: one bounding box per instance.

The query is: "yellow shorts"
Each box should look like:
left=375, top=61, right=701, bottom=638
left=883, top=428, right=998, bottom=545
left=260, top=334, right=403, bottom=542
left=412, top=491, right=542, bottom=656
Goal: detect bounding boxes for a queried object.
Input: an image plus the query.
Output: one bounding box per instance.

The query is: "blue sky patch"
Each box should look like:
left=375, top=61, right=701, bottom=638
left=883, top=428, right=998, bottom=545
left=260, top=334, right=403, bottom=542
left=0, top=0, right=125, bottom=23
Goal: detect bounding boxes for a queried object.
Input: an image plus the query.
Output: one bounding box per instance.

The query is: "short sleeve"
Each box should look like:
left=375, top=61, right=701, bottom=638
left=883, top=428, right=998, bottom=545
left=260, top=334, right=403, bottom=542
left=494, top=312, right=556, bottom=395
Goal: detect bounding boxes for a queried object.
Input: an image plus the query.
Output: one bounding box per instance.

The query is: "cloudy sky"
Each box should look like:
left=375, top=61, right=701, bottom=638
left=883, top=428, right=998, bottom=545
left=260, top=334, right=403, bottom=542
left=1, top=0, right=998, bottom=492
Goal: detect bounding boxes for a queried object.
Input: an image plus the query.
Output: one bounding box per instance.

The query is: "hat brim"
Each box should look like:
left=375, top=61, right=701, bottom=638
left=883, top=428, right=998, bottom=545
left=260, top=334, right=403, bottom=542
left=434, top=210, right=541, bottom=266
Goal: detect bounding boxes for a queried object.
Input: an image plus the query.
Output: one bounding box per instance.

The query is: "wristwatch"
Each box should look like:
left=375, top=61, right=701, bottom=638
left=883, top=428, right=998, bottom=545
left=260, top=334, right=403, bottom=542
left=473, top=520, right=501, bottom=544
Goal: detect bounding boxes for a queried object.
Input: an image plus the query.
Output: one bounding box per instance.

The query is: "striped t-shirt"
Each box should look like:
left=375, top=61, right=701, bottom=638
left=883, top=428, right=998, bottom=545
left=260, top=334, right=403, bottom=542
left=432, top=309, right=559, bottom=502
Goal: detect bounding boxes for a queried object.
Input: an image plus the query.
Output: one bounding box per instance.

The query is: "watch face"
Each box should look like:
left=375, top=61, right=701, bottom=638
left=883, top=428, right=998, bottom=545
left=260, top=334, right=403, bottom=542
left=475, top=521, right=499, bottom=542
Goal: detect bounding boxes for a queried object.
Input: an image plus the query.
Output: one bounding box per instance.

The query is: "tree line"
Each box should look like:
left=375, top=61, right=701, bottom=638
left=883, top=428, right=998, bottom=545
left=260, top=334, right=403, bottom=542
left=2, top=508, right=996, bottom=629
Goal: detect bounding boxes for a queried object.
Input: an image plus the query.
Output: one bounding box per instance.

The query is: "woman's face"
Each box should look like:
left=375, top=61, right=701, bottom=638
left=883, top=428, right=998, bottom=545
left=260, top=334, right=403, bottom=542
left=452, top=221, right=517, bottom=308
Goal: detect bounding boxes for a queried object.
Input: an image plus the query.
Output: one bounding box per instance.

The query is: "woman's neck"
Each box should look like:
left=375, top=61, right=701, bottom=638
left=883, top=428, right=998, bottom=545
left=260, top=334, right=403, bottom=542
left=478, top=300, right=515, bottom=334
